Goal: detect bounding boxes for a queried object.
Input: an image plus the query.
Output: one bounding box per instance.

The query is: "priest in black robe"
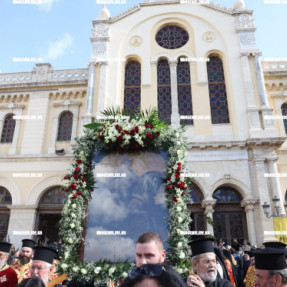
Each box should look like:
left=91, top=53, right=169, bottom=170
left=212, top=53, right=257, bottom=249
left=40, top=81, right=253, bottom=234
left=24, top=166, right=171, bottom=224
left=187, top=238, right=233, bottom=287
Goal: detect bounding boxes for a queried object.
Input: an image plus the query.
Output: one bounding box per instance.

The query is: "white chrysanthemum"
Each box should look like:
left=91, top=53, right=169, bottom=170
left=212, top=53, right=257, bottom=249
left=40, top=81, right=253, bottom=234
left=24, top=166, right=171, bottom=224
left=81, top=268, right=87, bottom=274
left=94, top=267, right=102, bottom=274
left=179, top=251, right=185, bottom=259
left=109, top=267, right=116, bottom=276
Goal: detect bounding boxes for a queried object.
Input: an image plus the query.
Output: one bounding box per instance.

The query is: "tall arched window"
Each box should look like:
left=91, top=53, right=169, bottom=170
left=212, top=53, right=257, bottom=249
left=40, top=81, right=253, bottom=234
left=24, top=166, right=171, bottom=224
left=0, top=187, right=12, bottom=240
left=281, top=103, right=287, bottom=134
left=124, top=61, right=141, bottom=114
left=157, top=59, right=172, bottom=124
left=1, top=114, right=16, bottom=143
left=188, top=182, right=205, bottom=232
left=57, top=111, right=73, bottom=141
left=207, top=56, right=230, bottom=124
left=177, top=58, right=193, bottom=125
left=36, top=186, right=67, bottom=242
left=213, top=186, right=247, bottom=244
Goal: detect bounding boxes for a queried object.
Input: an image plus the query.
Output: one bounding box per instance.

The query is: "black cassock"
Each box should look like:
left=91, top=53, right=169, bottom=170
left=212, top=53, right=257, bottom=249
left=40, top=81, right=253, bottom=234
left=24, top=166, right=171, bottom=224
left=205, top=277, right=234, bottom=287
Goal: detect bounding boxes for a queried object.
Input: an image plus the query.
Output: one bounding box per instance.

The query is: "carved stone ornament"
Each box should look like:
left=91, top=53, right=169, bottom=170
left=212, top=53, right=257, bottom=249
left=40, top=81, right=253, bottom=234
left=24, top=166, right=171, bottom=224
left=235, top=14, right=256, bottom=32
left=130, top=36, right=143, bottom=47
left=92, top=42, right=107, bottom=57
left=92, top=24, right=109, bottom=39
left=202, top=31, right=216, bottom=42
left=239, top=32, right=257, bottom=49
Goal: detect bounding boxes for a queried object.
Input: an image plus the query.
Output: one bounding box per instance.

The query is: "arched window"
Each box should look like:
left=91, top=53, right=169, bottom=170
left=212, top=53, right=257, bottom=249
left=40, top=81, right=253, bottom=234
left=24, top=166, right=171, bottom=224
left=124, top=61, right=141, bottom=114
left=207, top=56, right=230, bottom=124
left=281, top=103, right=287, bottom=134
left=1, top=114, right=16, bottom=143
left=177, top=58, right=193, bottom=125
left=212, top=186, right=247, bottom=244
left=157, top=59, right=172, bottom=124
left=0, top=187, right=12, bottom=240
left=188, top=182, right=205, bottom=232
left=57, top=111, right=73, bottom=141
left=36, top=186, right=67, bottom=242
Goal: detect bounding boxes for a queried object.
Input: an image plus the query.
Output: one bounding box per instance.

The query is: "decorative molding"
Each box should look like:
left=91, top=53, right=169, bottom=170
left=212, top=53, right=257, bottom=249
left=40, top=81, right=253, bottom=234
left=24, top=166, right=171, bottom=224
left=130, top=36, right=143, bottom=47
left=202, top=31, right=216, bottom=42
left=239, top=32, right=257, bottom=50
left=235, top=14, right=256, bottom=32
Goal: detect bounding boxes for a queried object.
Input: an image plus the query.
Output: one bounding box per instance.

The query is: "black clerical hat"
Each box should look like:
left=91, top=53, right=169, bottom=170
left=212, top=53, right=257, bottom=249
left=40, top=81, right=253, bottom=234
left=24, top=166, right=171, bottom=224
left=33, top=246, right=57, bottom=264
left=190, top=237, right=214, bottom=256
left=22, top=239, right=36, bottom=249
left=0, top=241, right=12, bottom=253
left=254, top=248, right=287, bottom=270
left=263, top=241, right=287, bottom=249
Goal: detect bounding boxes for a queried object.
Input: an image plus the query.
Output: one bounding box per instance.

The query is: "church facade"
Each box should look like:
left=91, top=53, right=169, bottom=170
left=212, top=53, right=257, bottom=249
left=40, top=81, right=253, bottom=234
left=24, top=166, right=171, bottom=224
left=0, top=0, right=287, bottom=248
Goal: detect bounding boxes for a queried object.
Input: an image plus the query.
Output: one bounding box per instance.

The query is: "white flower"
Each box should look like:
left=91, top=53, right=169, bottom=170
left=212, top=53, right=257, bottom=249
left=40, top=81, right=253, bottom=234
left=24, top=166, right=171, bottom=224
left=109, top=267, right=116, bottom=276
left=70, top=223, right=76, bottom=229
left=122, top=272, right=128, bottom=278
left=177, top=229, right=181, bottom=235
left=68, top=238, right=73, bottom=244
left=177, top=141, right=181, bottom=145
left=175, top=132, right=180, bottom=138
left=176, top=267, right=183, bottom=274
left=64, top=252, right=69, bottom=258
left=177, top=242, right=183, bottom=248
left=94, top=267, right=102, bottom=274
left=71, top=213, right=76, bottom=218
left=177, top=206, right=182, bottom=212
left=61, top=263, right=68, bottom=270
left=72, top=266, right=79, bottom=272
left=81, top=268, right=87, bottom=274
left=71, top=204, right=77, bottom=209
left=178, top=217, right=183, bottom=223
left=179, top=252, right=185, bottom=259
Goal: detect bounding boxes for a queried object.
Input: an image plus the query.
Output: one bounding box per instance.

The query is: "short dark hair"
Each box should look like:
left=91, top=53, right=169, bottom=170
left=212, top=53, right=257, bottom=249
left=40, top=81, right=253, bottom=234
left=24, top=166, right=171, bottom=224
left=136, top=232, right=163, bottom=250
left=18, top=277, right=46, bottom=287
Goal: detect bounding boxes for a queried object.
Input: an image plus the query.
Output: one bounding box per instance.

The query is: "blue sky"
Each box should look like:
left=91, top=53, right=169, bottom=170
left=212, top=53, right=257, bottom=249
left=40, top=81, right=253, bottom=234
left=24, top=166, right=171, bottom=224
left=0, top=0, right=286, bottom=74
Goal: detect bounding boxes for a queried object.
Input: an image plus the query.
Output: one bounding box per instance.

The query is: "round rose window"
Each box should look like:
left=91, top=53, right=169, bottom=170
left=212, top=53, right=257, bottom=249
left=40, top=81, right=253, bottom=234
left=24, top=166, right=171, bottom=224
left=155, top=25, right=189, bottom=49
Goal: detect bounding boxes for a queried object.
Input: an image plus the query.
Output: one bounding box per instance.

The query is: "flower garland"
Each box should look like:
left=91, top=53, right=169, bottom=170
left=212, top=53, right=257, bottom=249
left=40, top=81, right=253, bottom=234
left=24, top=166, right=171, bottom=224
left=58, top=109, right=192, bottom=285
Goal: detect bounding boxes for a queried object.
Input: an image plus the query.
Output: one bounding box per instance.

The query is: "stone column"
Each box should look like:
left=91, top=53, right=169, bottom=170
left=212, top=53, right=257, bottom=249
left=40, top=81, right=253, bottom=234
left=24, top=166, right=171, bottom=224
left=6, top=205, right=37, bottom=249
left=86, top=62, right=96, bottom=115
left=9, top=118, right=21, bottom=155
left=96, top=61, right=108, bottom=115
left=201, top=199, right=216, bottom=236
left=169, top=60, right=180, bottom=125
left=240, top=53, right=261, bottom=136
left=267, top=157, right=285, bottom=216
left=254, top=53, right=269, bottom=107
left=253, top=157, right=275, bottom=243
left=241, top=198, right=259, bottom=245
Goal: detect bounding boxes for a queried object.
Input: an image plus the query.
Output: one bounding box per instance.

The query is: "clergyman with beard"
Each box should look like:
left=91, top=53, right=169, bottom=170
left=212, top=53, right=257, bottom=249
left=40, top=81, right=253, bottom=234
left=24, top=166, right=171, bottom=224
left=11, top=239, right=36, bottom=283
left=187, top=237, right=233, bottom=287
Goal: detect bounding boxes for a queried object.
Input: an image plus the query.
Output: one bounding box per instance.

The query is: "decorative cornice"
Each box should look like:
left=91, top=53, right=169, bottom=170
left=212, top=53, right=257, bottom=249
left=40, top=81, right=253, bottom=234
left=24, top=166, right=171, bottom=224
left=246, top=137, right=286, bottom=148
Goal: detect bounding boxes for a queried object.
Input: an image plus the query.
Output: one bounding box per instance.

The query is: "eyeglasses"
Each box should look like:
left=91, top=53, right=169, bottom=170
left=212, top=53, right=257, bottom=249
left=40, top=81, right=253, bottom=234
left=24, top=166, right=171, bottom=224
left=201, top=259, right=217, bottom=265
left=31, top=266, right=48, bottom=271
left=128, top=265, right=166, bottom=279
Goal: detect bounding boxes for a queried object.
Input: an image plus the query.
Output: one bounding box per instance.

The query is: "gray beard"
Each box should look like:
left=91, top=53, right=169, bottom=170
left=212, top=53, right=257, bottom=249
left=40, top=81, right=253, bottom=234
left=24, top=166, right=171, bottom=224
left=198, top=266, right=217, bottom=283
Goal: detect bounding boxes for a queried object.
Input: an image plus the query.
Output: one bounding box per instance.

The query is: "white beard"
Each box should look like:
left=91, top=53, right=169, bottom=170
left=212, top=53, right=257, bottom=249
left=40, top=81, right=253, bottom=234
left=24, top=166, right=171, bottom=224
left=198, top=266, right=217, bottom=283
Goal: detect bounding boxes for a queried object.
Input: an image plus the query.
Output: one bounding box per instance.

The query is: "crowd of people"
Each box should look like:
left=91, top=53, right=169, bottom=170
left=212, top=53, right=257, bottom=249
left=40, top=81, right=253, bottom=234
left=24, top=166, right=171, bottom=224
left=1, top=233, right=287, bottom=287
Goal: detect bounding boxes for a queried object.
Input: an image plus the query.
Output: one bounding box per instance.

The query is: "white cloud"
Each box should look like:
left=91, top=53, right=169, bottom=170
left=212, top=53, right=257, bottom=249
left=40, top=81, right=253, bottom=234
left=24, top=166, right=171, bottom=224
left=38, top=0, right=60, bottom=12
left=47, top=33, right=74, bottom=60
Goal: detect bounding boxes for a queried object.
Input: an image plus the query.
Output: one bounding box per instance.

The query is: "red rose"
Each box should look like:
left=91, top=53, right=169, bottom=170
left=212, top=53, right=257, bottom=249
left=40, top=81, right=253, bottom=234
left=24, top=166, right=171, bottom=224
left=168, top=185, right=172, bottom=190
left=65, top=188, right=69, bottom=193
left=124, top=130, right=129, bottom=135
left=85, top=167, right=89, bottom=171
left=130, top=130, right=135, bottom=136
left=156, top=132, right=160, bottom=136
left=177, top=166, right=182, bottom=171
left=77, top=191, right=82, bottom=195
left=76, top=159, right=82, bottom=164
left=173, top=181, right=177, bottom=185
left=98, top=135, right=104, bottom=140
left=168, top=177, right=171, bottom=181
left=115, top=125, right=120, bottom=130
left=82, top=177, right=87, bottom=182
left=135, top=126, right=139, bottom=132
left=150, top=124, right=154, bottom=129
left=73, top=174, right=78, bottom=179
left=177, top=162, right=181, bottom=166
left=64, top=176, right=68, bottom=180
left=175, top=173, right=180, bottom=178
left=72, top=194, right=77, bottom=199
left=75, top=167, right=80, bottom=172
left=71, top=184, right=77, bottom=189
left=182, top=191, right=186, bottom=196
left=173, top=196, right=178, bottom=203
left=184, top=186, right=187, bottom=190
left=177, top=183, right=181, bottom=188
left=145, top=123, right=149, bottom=128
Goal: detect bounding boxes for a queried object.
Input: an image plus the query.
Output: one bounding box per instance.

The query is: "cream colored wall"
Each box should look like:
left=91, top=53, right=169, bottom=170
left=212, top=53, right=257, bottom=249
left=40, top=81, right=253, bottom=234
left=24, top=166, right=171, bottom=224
left=105, top=4, right=252, bottom=141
